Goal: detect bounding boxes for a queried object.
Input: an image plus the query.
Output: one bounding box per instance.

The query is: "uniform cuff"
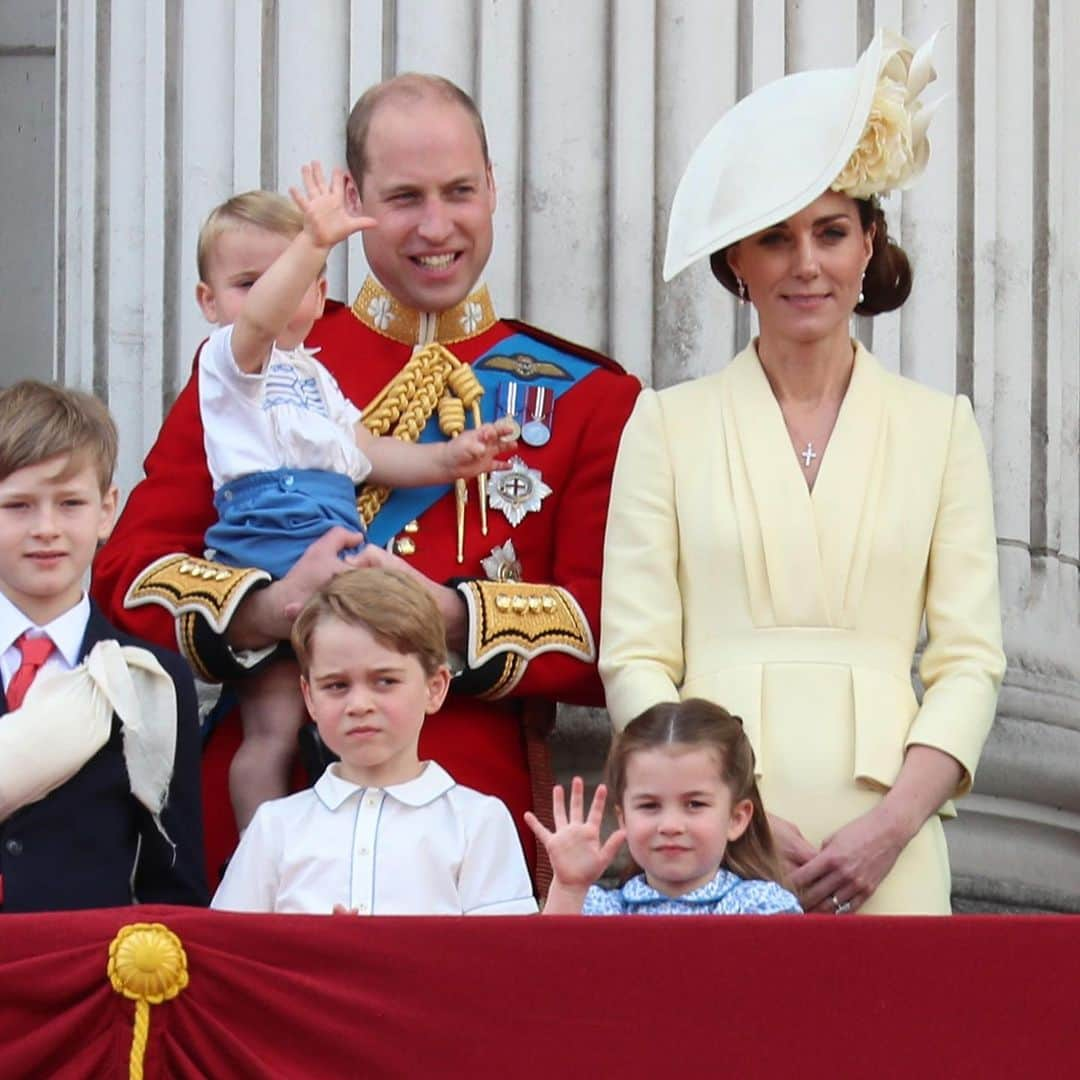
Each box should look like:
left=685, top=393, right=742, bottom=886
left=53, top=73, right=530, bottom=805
left=449, top=579, right=594, bottom=700
left=125, top=553, right=273, bottom=681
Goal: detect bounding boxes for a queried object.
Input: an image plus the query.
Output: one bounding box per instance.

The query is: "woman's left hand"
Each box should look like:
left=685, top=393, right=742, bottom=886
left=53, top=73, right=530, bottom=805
left=790, top=803, right=906, bottom=914
left=792, top=746, right=963, bottom=914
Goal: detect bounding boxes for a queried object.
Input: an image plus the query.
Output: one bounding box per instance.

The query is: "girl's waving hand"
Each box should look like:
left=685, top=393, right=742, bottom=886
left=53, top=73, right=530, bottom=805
left=526, top=777, right=626, bottom=914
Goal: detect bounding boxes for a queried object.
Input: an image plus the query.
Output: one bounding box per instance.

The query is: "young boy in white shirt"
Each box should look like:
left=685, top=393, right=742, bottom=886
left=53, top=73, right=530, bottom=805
left=190, top=164, right=516, bottom=832
left=211, top=566, right=536, bottom=915
left=0, top=381, right=206, bottom=911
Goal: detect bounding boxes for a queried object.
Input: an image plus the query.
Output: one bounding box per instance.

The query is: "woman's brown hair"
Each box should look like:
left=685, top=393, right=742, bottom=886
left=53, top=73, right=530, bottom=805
left=709, top=196, right=912, bottom=316
left=606, top=698, right=787, bottom=888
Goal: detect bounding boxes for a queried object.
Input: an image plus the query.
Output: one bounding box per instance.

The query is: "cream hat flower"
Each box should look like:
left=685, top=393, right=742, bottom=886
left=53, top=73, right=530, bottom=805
left=663, top=28, right=942, bottom=282
left=832, top=31, right=939, bottom=198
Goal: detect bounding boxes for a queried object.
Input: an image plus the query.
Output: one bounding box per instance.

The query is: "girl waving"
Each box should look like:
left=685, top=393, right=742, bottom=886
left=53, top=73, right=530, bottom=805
left=528, top=700, right=801, bottom=915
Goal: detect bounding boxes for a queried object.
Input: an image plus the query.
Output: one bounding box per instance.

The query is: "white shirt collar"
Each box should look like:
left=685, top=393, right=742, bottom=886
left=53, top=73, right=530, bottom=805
left=0, top=589, right=90, bottom=667
left=314, top=760, right=456, bottom=811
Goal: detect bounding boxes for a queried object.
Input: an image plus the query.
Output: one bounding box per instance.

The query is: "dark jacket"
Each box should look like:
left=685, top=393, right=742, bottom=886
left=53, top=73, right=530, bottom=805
left=0, top=602, right=207, bottom=911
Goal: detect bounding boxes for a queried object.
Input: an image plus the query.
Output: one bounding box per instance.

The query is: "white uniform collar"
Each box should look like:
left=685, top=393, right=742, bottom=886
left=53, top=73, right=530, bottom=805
left=314, top=760, right=456, bottom=810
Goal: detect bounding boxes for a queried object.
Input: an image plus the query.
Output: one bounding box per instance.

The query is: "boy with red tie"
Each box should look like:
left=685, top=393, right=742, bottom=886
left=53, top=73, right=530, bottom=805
left=0, top=381, right=206, bottom=912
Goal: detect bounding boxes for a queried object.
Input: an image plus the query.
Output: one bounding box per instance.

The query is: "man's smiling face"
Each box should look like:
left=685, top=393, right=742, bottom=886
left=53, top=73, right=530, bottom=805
left=350, top=96, right=497, bottom=314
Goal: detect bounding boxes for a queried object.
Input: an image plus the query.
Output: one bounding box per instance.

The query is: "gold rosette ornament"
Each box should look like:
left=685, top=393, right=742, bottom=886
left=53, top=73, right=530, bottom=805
left=108, top=922, right=189, bottom=1079
left=831, top=29, right=941, bottom=199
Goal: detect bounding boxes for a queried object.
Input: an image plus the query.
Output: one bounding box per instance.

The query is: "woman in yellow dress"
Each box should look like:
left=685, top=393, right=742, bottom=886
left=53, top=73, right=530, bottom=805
left=599, top=30, right=1005, bottom=915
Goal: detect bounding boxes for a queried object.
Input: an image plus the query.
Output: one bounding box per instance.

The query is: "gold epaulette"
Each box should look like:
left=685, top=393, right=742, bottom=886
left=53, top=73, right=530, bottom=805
left=124, top=554, right=271, bottom=635
left=456, top=581, right=595, bottom=686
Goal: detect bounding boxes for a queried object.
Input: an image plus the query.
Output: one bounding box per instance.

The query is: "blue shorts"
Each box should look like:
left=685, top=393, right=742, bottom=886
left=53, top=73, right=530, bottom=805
left=205, top=468, right=365, bottom=580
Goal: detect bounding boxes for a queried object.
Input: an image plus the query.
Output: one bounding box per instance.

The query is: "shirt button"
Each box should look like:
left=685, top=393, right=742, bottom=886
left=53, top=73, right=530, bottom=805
left=5, top=838, right=22, bottom=856
left=357, top=904, right=368, bottom=913
left=359, top=847, right=369, bottom=857
left=365, top=798, right=377, bottom=808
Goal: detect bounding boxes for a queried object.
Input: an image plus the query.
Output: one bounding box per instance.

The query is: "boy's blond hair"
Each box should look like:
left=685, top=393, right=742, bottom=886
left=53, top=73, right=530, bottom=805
left=291, top=568, right=448, bottom=678
left=0, top=381, right=117, bottom=492
left=196, top=190, right=304, bottom=282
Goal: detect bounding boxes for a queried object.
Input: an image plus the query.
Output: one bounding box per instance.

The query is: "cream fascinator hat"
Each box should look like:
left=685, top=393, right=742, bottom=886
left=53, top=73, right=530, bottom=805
left=663, top=28, right=941, bottom=282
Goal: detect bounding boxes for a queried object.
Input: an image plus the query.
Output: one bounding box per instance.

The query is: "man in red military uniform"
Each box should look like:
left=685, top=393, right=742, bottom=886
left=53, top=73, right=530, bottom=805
left=92, top=74, right=640, bottom=884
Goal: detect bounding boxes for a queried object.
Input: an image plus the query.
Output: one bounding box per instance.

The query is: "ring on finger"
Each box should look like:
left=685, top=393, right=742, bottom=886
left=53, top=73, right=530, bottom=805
left=835, top=900, right=852, bottom=915
left=830, top=894, right=841, bottom=913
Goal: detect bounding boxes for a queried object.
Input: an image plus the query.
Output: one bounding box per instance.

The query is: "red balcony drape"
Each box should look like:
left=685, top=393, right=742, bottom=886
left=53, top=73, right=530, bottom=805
left=0, top=906, right=1076, bottom=1078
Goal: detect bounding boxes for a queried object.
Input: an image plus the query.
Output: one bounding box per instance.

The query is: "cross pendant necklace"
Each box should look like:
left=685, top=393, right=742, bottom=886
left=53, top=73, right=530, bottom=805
left=801, top=442, right=817, bottom=468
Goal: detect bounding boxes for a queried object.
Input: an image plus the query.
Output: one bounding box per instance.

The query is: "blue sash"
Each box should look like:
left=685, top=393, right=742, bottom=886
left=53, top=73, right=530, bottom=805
left=365, top=332, right=599, bottom=547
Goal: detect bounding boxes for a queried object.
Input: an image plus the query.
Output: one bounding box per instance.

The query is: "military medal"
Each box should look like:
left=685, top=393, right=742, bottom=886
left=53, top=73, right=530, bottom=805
left=480, top=540, right=523, bottom=582
left=496, top=379, right=555, bottom=448
left=520, top=385, right=553, bottom=447
left=488, top=457, right=552, bottom=527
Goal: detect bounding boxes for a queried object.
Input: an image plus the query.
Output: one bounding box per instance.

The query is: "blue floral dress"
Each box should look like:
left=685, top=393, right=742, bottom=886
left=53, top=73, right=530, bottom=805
left=582, top=868, right=801, bottom=915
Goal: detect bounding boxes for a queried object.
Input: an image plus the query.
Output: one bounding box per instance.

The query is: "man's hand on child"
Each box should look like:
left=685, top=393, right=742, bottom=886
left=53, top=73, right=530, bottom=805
left=291, top=161, right=376, bottom=251
left=441, top=419, right=519, bottom=480
left=525, top=777, right=626, bottom=889
left=347, top=545, right=469, bottom=653
left=278, top=526, right=368, bottom=620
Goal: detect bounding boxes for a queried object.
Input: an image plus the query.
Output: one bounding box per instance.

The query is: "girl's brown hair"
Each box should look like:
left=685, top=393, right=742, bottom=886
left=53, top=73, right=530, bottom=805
left=709, top=196, right=912, bottom=316
left=606, top=698, right=787, bottom=887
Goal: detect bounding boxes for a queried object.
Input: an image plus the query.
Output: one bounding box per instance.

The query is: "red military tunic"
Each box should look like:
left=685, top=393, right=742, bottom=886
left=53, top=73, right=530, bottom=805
left=92, top=280, right=641, bottom=882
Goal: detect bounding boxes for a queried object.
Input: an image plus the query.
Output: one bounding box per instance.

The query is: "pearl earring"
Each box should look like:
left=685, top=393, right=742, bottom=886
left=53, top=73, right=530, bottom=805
left=737, top=276, right=748, bottom=304
left=858, top=272, right=865, bottom=305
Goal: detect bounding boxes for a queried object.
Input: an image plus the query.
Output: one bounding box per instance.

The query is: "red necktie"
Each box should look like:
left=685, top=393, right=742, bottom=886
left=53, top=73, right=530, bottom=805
left=6, top=633, right=56, bottom=711
left=1, top=633, right=56, bottom=904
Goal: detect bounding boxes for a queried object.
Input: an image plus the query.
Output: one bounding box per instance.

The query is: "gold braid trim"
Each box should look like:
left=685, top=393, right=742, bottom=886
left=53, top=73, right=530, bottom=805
left=125, top=554, right=271, bottom=635
left=350, top=277, right=497, bottom=345
left=477, top=653, right=526, bottom=701
left=457, top=581, right=596, bottom=669
left=356, top=343, right=485, bottom=527
left=178, top=613, right=215, bottom=682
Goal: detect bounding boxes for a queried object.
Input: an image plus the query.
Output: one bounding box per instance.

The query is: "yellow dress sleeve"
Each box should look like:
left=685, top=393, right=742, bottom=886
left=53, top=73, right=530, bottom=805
left=907, top=395, right=1006, bottom=794
left=599, top=389, right=684, bottom=729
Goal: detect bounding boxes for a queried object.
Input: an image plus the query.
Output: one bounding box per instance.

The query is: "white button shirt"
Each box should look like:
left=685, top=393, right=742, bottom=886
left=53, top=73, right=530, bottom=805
left=212, top=762, right=538, bottom=916
left=0, top=590, right=89, bottom=695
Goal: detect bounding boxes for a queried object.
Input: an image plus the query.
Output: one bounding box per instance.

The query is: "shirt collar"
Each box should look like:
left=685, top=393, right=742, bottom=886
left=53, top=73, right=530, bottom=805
left=620, top=868, right=742, bottom=906
left=349, top=275, right=498, bottom=346
left=0, top=589, right=89, bottom=667
left=314, top=760, right=456, bottom=811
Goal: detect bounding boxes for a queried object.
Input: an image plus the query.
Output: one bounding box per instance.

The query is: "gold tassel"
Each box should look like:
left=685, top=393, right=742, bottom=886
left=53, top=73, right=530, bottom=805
left=355, top=345, right=489, bottom=562
left=107, top=922, right=189, bottom=1079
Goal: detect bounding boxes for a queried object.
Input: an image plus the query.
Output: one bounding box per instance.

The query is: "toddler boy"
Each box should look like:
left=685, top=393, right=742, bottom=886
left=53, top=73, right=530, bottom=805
left=0, top=381, right=206, bottom=911
left=212, top=567, right=536, bottom=914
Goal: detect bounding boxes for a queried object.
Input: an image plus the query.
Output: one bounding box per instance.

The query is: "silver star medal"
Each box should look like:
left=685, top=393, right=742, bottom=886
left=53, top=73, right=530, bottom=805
left=488, top=456, right=551, bottom=527
left=480, top=540, right=523, bottom=582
